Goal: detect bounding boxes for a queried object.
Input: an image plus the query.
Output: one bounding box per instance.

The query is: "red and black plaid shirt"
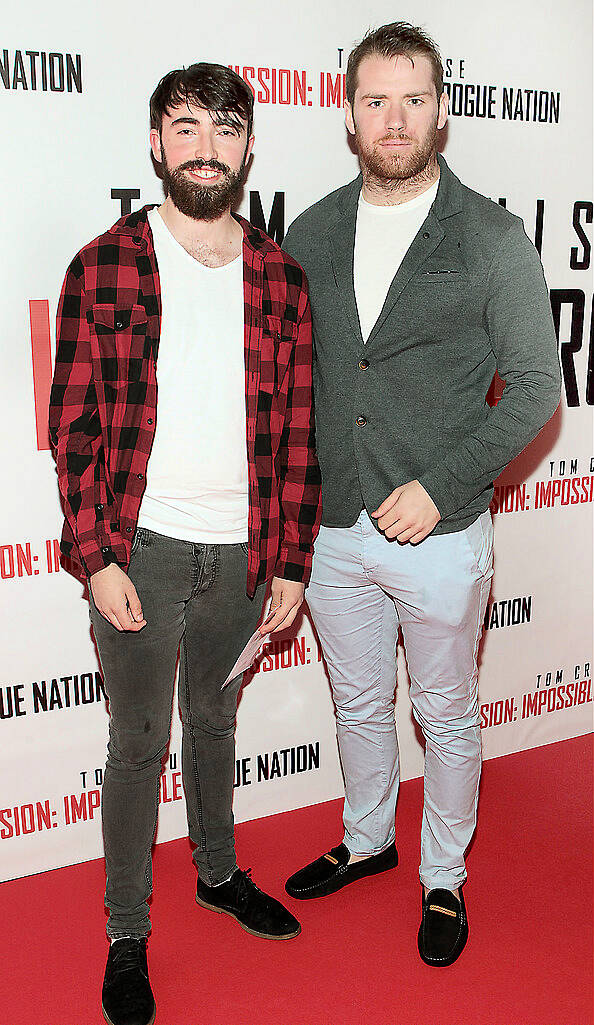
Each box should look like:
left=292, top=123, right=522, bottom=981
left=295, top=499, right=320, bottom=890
left=49, top=206, right=321, bottom=597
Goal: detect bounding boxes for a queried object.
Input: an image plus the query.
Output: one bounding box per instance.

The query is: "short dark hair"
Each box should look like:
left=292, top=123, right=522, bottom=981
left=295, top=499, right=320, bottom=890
left=150, top=62, right=254, bottom=138
left=346, top=22, right=444, bottom=108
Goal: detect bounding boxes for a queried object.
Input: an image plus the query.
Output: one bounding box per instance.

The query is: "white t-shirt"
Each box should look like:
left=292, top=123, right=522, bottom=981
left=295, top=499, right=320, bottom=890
left=137, top=208, right=248, bottom=543
left=354, top=178, right=439, bottom=342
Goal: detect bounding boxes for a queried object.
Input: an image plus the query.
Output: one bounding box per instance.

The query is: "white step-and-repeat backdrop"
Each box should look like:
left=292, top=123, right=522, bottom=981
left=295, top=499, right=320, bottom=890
left=1, top=0, right=592, bottom=881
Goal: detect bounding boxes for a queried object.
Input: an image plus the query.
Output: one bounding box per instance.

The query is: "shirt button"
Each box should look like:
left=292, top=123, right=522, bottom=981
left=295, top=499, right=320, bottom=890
left=115, top=318, right=124, bottom=330
left=137, top=473, right=143, bottom=479
left=423, top=232, right=430, bottom=239
left=125, top=527, right=133, bottom=533
left=95, top=503, right=104, bottom=511
left=147, top=418, right=153, bottom=425
left=359, top=359, right=369, bottom=371
left=355, top=415, right=367, bottom=427
left=101, top=546, right=109, bottom=552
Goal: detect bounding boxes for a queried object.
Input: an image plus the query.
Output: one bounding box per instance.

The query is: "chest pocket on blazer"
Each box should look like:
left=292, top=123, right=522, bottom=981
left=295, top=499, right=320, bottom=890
left=87, top=304, right=148, bottom=382
left=420, top=251, right=468, bottom=283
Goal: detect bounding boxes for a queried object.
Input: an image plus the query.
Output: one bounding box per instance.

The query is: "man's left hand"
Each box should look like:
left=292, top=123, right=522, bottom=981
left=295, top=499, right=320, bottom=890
left=372, top=480, right=441, bottom=544
left=260, top=577, right=305, bottom=635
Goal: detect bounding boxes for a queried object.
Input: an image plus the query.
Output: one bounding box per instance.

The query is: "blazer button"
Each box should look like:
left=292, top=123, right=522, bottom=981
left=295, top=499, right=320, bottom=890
left=359, top=359, right=369, bottom=371
left=147, top=418, right=153, bottom=425
left=356, top=415, right=367, bottom=427
left=423, top=232, right=430, bottom=239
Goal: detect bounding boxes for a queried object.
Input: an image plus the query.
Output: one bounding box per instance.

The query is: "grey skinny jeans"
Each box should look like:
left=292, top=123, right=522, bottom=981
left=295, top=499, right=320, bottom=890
left=89, top=527, right=264, bottom=939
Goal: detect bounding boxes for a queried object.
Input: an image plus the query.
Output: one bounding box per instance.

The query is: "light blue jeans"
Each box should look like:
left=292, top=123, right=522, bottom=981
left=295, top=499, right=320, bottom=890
left=306, top=509, right=493, bottom=890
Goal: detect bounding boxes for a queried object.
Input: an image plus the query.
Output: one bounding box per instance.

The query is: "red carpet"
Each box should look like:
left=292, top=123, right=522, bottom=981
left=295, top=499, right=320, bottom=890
left=1, top=735, right=592, bottom=1025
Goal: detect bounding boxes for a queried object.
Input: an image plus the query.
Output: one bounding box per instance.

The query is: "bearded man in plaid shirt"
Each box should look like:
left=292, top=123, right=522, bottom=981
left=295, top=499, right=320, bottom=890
left=49, top=62, right=321, bottom=1025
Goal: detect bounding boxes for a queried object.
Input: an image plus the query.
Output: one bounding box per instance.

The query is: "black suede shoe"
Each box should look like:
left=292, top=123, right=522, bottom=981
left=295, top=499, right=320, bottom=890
left=418, top=887, right=468, bottom=967
left=285, top=841, right=398, bottom=899
left=196, top=868, right=301, bottom=939
left=102, top=938, right=155, bottom=1025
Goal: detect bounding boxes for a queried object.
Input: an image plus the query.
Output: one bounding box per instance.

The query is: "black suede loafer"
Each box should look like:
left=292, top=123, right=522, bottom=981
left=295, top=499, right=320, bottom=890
left=196, top=867, right=301, bottom=939
left=102, top=937, right=156, bottom=1025
left=285, top=841, right=398, bottom=899
left=418, top=887, right=468, bottom=967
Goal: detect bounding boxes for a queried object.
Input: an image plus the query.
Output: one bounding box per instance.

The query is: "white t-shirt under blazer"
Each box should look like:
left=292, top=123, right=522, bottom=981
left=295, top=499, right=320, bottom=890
left=354, top=178, right=439, bottom=342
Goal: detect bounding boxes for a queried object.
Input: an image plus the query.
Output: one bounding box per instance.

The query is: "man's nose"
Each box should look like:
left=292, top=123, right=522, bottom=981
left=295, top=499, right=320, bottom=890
left=385, top=103, right=405, bottom=133
left=193, top=130, right=217, bottom=161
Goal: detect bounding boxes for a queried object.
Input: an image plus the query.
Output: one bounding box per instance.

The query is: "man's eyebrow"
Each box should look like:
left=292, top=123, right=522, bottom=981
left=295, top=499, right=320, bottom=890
left=360, top=90, right=433, bottom=100
left=169, top=114, right=241, bottom=131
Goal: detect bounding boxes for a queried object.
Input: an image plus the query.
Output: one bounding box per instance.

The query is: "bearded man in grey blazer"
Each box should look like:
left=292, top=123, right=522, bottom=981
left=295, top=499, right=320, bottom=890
left=282, top=22, right=560, bottom=966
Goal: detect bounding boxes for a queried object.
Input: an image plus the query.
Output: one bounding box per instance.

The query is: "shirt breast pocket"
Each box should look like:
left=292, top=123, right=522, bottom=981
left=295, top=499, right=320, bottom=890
left=87, top=304, right=148, bottom=382
left=260, top=316, right=294, bottom=396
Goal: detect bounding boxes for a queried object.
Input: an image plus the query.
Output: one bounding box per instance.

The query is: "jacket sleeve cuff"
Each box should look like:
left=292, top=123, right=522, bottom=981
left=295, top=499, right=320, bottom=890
left=417, top=469, right=460, bottom=521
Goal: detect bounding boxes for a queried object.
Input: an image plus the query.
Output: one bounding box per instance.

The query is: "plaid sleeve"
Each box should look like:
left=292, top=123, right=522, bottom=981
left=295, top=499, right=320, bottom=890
left=49, top=258, right=127, bottom=576
left=274, top=280, right=322, bottom=585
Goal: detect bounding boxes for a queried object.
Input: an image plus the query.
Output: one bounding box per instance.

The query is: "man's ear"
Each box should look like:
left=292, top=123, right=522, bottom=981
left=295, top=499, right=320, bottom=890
left=344, top=100, right=356, bottom=136
left=437, top=90, right=448, bottom=131
left=149, top=127, right=162, bottom=164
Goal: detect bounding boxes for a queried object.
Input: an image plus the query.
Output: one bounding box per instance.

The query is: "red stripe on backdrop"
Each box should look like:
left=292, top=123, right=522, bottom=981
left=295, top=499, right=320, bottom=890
left=29, top=299, right=52, bottom=451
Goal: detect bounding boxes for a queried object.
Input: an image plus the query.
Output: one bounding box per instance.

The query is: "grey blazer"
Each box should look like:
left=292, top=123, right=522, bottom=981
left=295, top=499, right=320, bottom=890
left=283, top=154, right=561, bottom=533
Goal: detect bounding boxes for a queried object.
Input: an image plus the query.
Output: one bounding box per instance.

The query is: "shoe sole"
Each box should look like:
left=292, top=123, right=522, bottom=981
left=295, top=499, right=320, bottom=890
left=285, top=853, right=398, bottom=900
left=102, top=1005, right=156, bottom=1025
left=195, top=894, right=301, bottom=940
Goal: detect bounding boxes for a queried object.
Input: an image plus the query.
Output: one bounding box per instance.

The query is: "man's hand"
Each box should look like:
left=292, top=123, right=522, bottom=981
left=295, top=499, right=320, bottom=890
left=259, top=577, right=305, bottom=635
left=90, top=564, right=147, bottom=632
left=372, top=480, right=441, bottom=544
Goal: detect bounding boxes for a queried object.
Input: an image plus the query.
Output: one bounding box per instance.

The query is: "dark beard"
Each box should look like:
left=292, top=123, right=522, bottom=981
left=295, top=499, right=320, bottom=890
left=160, top=147, right=245, bottom=221
left=356, top=120, right=438, bottom=190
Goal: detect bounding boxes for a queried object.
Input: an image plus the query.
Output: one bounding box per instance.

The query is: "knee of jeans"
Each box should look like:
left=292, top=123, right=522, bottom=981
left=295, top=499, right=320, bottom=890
left=107, top=725, right=169, bottom=774
left=335, top=689, right=395, bottom=728
left=181, top=705, right=236, bottom=738
left=413, top=702, right=480, bottom=739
